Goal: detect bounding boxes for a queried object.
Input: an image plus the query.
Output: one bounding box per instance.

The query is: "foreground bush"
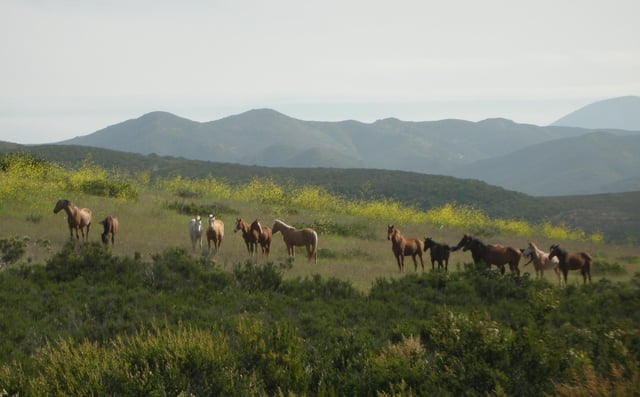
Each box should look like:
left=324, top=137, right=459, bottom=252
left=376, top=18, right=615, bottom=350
left=1, top=246, right=639, bottom=395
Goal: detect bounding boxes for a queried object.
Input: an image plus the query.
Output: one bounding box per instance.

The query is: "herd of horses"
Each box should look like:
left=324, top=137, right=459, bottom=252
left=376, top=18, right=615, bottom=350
left=51, top=199, right=592, bottom=284
left=386, top=225, right=593, bottom=285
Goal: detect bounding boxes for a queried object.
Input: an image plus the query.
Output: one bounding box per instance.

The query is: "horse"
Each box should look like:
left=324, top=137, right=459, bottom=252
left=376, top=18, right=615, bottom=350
left=252, top=219, right=272, bottom=259
left=188, top=215, right=202, bottom=251
left=521, top=241, right=560, bottom=282
left=206, top=214, right=224, bottom=254
left=423, top=237, right=450, bottom=272
left=234, top=217, right=259, bottom=256
left=455, top=234, right=521, bottom=275
left=53, top=199, right=92, bottom=241
left=387, top=225, right=424, bottom=273
left=549, top=244, right=592, bottom=284
left=272, top=219, right=318, bottom=264
left=99, top=216, right=119, bottom=246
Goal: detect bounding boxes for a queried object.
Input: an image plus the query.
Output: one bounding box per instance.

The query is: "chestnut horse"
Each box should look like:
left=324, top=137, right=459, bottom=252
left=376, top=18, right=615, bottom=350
left=252, top=219, right=272, bottom=258
left=206, top=214, right=224, bottom=254
left=272, top=219, right=318, bottom=264
left=387, top=225, right=424, bottom=272
left=423, top=237, right=451, bottom=272
left=549, top=244, right=592, bottom=284
left=53, top=199, right=92, bottom=241
left=453, top=234, right=521, bottom=275
left=521, top=242, right=560, bottom=282
left=99, top=216, right=119, bottom=246
left=234, top=218, right=272, bottom=258
left=235, top=217, right=259, bottom=256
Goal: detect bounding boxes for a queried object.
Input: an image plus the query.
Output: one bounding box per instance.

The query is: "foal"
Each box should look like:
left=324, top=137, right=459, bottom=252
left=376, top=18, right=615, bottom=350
left=423, top=237, right=451, bottom=272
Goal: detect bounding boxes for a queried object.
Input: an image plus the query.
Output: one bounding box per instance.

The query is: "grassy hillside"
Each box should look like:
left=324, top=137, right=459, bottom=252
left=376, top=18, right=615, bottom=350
left=1, top=153, right=640, bottom=395
left=3, top=143, right=639, bottom=244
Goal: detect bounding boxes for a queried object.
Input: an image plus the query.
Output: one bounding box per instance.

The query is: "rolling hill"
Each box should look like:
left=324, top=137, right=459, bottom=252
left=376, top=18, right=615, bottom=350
left=58, top=109, right=605, bottom=177
left=453, top=131, right=640, bottom=196
left=551, top=96, right=640, bottom=131
left=2, top=143, right=639, bottom=244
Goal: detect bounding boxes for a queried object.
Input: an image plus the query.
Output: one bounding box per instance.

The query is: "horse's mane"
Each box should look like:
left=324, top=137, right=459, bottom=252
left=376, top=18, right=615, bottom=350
left=274, top=219, right=294, bottom=230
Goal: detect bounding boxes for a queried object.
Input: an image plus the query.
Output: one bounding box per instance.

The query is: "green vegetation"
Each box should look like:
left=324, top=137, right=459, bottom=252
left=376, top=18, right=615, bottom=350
left=1, top=153, right=639, bottom=395
left=0, top=244, right=639, bottom=395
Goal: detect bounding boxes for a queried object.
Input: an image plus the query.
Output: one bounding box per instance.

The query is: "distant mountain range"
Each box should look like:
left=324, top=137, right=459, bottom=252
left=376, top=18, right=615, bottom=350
left=55, top=96, right=640, bottom=196
left=552, top=96, right=640, bottom=131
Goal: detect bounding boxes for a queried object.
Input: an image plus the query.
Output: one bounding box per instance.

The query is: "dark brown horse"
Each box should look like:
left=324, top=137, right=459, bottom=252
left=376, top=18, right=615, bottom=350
left=548, top=244, right=592, bottom=284
left=454, top=234, right=521, bottom=275
left=53, top=199, right=92, bottom=241
left=387, top=225, right=424, bottom=272
left=423, top=237, right=451, bottom=272
left=99, top=216, right=119, bottom=246
left=252, top=219, right=272, bottom=259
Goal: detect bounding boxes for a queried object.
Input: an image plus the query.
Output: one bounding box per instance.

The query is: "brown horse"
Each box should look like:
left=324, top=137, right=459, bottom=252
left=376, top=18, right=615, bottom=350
left=272, top=219, right=318, bottom=264
left=549, top=244, right=592, bottom=284
left=423, top=237, right=450, bottom=272
left=387, top=225, right=424, bottom=273
left=235, top=217, right=259, bottom=256
left=455, top=234, right=521, bottom=275
left=206, top=214, right=224, bottom=254
left=252, top=219, right=272, bottom=258
left=53, top=199, right=92, bottom=241
left=99, top=216, right=119, bottom=246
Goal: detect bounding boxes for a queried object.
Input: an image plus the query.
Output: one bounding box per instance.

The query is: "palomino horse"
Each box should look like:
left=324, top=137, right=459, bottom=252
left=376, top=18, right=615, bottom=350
left=387, top=225, right=424, bottom=272
left=423, top=237, right=451, bottom=272
left=549, top=244, right=592, bottom=284
left=272, top=219, right=318, bottom=264
left=206, top=214, right=224, bottom=254
left=252, top=219, right=272, bottom=258
left=99, top=216, right=119, bottom=246
left=53, top=199, right=92, bottom=241
left=521, top=242, right=560, bottom=282
left=188, top=215, right=202, bottom=251
left=454, top=234, right=521, bottom=275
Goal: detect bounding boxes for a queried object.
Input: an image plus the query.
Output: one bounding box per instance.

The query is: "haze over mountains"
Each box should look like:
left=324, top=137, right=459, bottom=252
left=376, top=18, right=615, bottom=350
left=56, top=96, right=640, bottom=196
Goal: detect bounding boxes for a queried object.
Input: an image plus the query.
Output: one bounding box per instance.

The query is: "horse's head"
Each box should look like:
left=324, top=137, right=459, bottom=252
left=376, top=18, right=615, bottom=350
left=423, top=237, right=434, bottom=251
left=53, top=199, right=69, bottom=214
left=451, top=233, right=471, bottom=251
left=387, top=225, right=397, bottom=240
left=548, top=244, right=561, bottom=260
left=521, top=242, right=533, bottom=258
left=234, top=217, right=242, bottom=233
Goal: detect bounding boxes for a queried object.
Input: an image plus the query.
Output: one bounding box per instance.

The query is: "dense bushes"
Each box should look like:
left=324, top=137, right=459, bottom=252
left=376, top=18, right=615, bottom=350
left=1, top=245, right=639, bottom=395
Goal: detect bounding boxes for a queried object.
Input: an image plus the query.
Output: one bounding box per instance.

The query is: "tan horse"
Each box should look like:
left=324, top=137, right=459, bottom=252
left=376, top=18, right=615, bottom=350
left=272, top=219, right=318, bottom=264
left=387, top=225, right=424, bottom=272
left=53, top=199, right=92, bottom=241
left=521, top=241, right=560, bottom=282
left=206, top=214, right=224, bottom=254
left=99, top=216, right=119, bottom=246
left=549, top=244, right=592, bottom=284
left=252, top=219, right=272, bottom=259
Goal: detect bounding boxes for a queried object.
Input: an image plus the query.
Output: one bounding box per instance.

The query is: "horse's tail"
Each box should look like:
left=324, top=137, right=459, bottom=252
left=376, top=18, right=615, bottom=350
left=312, top=230, right=318, bottom=264
left=582, top=252, right=593, bottom=268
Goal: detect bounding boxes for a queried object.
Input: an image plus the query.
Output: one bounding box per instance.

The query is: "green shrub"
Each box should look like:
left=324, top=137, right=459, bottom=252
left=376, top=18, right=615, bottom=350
left=0, top=236, right=28, bottom=267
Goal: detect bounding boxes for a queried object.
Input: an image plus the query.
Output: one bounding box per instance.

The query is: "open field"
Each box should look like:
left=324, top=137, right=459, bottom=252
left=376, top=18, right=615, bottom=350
left=3, top=188, right=639, bottom=291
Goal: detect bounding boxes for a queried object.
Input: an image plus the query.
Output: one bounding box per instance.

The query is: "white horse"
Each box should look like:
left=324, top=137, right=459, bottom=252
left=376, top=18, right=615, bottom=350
left=189, top=215, right=202, bottom=251
left=522, top=241, right=561, bottom=283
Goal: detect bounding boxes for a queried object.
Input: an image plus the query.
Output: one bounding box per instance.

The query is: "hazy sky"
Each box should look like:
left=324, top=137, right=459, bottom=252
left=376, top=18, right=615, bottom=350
left=2, top=0, right=639, bottom=144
